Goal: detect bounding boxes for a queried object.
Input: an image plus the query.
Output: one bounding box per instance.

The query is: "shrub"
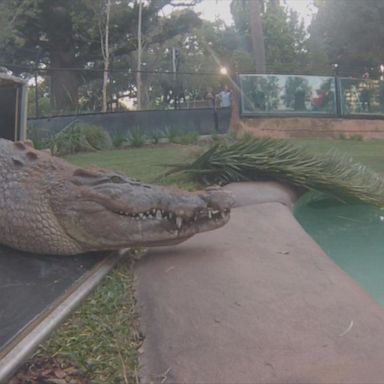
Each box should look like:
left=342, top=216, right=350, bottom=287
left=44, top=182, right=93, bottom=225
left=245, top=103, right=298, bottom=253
left=150, top=129, right=165, bottom=144
left=178, top=131, right=199, bottom=145
left=113, top=131, right=128, bottom=148
left=210, top=133, right=227, bottom=146
left=27, top=127, right=51, bottom=150
left=164, top=127, right=200, bottom=145
left=127, top=128, right=146, bottom=147
left=350, top=134, right=363, bottom=141
left=51, top=122, right=112, bottom=155
left=82, top=124, right=112, bottom=150
left=166, top=127, right=182, bottom=143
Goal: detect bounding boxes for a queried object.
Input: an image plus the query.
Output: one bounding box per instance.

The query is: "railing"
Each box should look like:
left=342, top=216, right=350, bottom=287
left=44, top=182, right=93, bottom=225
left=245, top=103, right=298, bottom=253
left=339, top=78, right=384, bottom=117
left=239, top=74, right=384, bottom=118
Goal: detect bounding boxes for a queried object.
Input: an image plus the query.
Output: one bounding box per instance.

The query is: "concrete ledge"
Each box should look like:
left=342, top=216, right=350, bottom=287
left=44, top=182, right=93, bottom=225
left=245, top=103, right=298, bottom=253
left=135, top=183, right=384, bottom=383
left=223, top=181, right=299, bottom=208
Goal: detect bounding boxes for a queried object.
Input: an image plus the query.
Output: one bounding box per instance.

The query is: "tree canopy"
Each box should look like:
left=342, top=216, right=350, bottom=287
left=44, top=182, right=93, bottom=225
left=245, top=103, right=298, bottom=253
left=2, top=0, right=384, bottom=115
left=307, top=0, right=384, bottom=77
left=230, top=0, right=307, bottom=74
left=0, top=0, right=202, bottom=111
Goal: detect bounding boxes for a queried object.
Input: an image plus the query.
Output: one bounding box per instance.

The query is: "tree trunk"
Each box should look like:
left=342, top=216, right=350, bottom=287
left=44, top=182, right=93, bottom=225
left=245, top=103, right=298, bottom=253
left=250, top=0, right=266, bottom=73
left=101, top=0, right=111, bottom=112
left=46, top=3, right=79, bottom=112
left=136, top=0, right=143, bottom=110
left=50, top=52, right=79, bottom=112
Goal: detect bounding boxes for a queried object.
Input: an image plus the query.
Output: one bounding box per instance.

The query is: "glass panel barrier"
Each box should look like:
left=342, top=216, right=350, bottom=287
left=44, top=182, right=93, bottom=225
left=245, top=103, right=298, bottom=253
left=339, top=78, right=384, bottom=116
left=239, top=74, right=337, bottom=116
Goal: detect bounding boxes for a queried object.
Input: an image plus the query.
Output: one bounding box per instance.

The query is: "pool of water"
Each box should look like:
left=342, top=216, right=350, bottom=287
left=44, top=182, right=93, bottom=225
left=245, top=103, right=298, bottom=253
left=294, top=192, right=384, bottom=306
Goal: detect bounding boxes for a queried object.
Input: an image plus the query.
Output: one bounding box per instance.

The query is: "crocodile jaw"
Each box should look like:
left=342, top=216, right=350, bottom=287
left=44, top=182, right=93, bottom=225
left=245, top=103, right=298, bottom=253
left=55, top=185, right=233, bottom=254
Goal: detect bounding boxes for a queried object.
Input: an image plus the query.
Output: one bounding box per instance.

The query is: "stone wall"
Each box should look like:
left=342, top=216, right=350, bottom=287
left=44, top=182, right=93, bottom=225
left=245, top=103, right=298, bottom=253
left=238, top=117, right=384, bottom=140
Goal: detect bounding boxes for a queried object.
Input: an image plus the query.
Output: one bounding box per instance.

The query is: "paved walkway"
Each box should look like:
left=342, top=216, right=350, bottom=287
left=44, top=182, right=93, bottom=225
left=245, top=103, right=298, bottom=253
left=135, top=182, right=384, bottom=383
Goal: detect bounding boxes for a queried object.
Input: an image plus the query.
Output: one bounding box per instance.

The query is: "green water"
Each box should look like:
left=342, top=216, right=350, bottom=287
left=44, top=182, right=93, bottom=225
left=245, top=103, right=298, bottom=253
left=294, top=192, right=384, bottom=306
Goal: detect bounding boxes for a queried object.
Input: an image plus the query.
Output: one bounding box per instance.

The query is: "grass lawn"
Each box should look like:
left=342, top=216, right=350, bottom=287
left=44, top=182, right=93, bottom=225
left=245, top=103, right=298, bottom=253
left=29, top=138, right=384, bottom=383
left=293, top=138, right=384, bottom=172
left=65, top=144, right=201, bottom=189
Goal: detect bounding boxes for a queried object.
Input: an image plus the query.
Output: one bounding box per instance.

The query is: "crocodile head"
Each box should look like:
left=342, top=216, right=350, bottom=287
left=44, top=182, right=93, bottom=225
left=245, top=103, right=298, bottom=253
left=54, top=168, right=233, bottom=253
left=0, top=139, right=233, bottom=255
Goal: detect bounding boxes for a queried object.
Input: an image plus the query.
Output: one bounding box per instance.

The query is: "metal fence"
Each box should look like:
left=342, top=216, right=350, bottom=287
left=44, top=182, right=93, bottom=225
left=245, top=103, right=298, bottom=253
left=28, top=68, right=229, bottom=118
left=27, top=107, right=232, bottom=145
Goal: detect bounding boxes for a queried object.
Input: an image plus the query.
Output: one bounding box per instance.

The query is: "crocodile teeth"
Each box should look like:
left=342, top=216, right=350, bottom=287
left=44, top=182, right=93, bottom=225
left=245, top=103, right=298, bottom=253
left=156, top=210, right=162, bottom=220
left=221, top=211, right=226, bottom=218
left=208, top=209, right=213, bottom=219
left=176, top=216, right=183, bottom=229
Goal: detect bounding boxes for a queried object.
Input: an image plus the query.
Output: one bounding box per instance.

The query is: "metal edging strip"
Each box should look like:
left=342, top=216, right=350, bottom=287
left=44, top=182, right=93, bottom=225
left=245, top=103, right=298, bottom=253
left=0, top=252, right=122, bottom=383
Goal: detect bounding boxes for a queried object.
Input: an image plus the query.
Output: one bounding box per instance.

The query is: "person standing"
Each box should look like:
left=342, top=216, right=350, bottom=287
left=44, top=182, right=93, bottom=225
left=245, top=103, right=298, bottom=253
left=217, top=85, right=232, bottom=108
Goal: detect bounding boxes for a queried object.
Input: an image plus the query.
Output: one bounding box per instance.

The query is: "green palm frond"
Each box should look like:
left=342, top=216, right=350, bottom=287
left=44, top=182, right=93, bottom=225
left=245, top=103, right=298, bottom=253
left=169, top=138, right=384, bottom=207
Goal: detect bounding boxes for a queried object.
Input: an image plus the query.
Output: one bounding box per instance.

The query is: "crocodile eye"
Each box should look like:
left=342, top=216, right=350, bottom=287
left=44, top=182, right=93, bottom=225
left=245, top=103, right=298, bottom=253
left=110, top=175, right=126, bottom=184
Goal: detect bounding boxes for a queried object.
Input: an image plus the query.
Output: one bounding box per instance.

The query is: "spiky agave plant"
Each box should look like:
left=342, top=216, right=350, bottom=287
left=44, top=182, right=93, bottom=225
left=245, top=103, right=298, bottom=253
left=168, top=138, right=384, bottom=207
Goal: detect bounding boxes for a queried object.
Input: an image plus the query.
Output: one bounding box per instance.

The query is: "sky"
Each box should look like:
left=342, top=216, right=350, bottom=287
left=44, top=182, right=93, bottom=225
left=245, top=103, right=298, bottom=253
left=193, top=0, right=316, bottom=26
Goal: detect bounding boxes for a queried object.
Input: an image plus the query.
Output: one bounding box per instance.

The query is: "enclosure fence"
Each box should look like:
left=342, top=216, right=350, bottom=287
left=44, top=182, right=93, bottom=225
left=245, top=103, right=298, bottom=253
left=239, top=74, right=384, bottom=118
left=20, top=65, right=384, bottom=119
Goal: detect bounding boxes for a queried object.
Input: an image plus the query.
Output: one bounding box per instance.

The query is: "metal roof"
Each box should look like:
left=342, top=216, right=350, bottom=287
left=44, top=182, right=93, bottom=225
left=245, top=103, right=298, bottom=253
left=0, top=73, right=27, bottom=85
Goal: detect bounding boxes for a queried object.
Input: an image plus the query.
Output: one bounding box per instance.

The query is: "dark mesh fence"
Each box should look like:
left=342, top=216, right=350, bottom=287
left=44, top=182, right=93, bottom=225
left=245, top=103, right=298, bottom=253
left=28, top=68, right=228, bottom=118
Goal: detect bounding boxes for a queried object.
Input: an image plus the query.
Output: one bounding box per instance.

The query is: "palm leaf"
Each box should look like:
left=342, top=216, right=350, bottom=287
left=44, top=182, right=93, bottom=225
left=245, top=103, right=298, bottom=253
left=169, top=138, right=384, bottom=207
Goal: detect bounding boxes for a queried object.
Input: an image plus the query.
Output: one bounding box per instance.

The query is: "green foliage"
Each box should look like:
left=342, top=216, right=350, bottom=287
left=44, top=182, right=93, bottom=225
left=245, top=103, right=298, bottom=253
left=350, top=134, right=363, bottom=142
left=230, top=0, right=307, bottom=73
left=112, top=130, right=128, bottom=148
left=337, top=133, right=363, bottom=142
left=210, top=133, right=227, bottom=146
left=51, top=122, right=112, bottom=155
left=150, top=129, right=165, bottom=144
left=164, top=127, right=199, bottom=145
left=165, top=127, right=182, bottom=143
left=169, top=137, right=384, bottom=207
left=264, top=4, right=307, bottom=73
left=127, top=128, right=146, bottom=148
left=27, top=126, right=51, bottom=150
left=178, top=131, right=199, bottom=145
left=308, top=0, right=384, bottom=76
left=2, top=1, right=202, bottom=112
left=0, top=0, right=19, bottom=48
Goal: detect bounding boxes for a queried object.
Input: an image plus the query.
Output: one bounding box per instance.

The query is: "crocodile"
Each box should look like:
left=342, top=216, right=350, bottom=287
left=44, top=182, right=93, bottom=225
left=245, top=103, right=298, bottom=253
left=0, top=139, right=232, bottom=255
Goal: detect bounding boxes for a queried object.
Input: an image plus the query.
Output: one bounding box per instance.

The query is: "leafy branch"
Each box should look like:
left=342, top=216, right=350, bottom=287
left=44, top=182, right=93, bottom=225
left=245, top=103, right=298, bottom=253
left=168, top=137, right=384, bottom=207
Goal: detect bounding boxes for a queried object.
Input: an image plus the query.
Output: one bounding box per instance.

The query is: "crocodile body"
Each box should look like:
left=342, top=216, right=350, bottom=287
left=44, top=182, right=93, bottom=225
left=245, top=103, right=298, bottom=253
left=0, top=139, right=232, bottom=255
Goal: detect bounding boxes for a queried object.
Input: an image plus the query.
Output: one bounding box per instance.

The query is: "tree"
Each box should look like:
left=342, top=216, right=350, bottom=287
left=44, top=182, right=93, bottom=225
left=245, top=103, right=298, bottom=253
left=1, top=0, right=104, bottom=111
left=308, top=0, right=384, bottom=77
left=99, top=0, right=111, bottom=112
left=250, top=0, right=266, bottom=72
left=0, top=0, right=202, bottom=112
left=136, top=0, right=143, bottom=110
left=230, top=0, right=308, bottom=74
left=263, top=3, right=307, bottom=74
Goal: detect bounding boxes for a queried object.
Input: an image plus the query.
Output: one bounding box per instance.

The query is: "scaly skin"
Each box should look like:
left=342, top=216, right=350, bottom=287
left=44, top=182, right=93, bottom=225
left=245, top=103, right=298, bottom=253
left=0, top=139, right=232, bottom=255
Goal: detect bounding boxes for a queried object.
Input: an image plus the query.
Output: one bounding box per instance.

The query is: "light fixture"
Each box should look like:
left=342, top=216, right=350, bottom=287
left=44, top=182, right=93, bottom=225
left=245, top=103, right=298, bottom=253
left=219, top=66, right=228, bottom=75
